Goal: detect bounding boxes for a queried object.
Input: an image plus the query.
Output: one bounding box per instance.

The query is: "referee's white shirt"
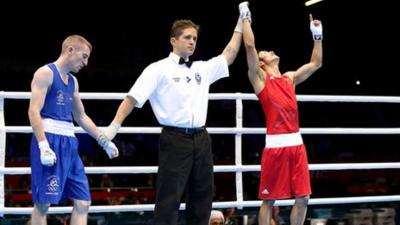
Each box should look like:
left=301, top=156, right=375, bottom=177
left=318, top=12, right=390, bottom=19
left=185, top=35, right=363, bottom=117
left=128, top=52, right=229, bottom=128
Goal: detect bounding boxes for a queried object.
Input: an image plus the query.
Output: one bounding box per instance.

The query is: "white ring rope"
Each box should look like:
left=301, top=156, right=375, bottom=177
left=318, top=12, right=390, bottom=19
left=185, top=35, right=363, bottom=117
left=4, top=91, right=400, bottom=103
left=1, top=91, right=399, bottom=215
left=2, top=163, right=400, bottom=175
left=0, top=92, right=6, bottom=212
left=2, top=195, right=400, bottom=215
left=6, top=126, right=400, bottom=134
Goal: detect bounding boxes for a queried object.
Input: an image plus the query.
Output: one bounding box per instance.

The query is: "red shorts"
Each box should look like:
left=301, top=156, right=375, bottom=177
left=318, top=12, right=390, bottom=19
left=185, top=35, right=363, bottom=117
left=258, top=144, right=311, bottom=200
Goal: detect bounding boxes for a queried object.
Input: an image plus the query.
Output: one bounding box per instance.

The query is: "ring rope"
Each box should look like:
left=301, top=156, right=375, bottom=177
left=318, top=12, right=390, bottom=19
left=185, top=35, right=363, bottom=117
left=2, top=195, right=400, bottom=215
left=1, top=91, right=399, bottom=215
left=1, top=163, right=400, bottom=175
left=3, top=91, right=400, bottom=103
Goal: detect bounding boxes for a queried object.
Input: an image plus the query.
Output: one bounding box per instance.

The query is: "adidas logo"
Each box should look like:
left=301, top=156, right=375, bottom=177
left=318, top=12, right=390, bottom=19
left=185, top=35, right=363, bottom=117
left=262, top=189, right=269, bottom=195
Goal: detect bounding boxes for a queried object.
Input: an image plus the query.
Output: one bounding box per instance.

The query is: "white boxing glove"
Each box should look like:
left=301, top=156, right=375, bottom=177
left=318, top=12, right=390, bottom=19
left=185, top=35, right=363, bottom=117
left=235, top=1, right=252, bottom=33
left=310, top=20, right=323, bottom=40
left=38, top=140, right=57, bottom=166
left=103, top=120, right=121, bottom=140
left=103, top=141, right=119, bottom=159
left=239, top=1, right=251, bottom=23
left=96, top=133, right=119, bottom=159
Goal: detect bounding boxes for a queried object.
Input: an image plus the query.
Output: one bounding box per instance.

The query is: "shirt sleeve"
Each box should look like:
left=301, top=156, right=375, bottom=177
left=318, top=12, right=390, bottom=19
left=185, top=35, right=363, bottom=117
left=127, top=63, right=159, bottom=108
left=205, top=54, right=229, bottom=85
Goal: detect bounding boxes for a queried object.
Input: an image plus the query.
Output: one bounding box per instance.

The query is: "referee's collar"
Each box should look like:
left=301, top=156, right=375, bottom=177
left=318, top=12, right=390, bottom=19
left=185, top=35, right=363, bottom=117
left=169, top=52, right=189, bottom=65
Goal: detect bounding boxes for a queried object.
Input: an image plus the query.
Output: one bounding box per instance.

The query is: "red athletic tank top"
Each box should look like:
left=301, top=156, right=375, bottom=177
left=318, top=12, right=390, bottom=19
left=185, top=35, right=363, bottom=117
left=257, top=73, right=299, bottom=134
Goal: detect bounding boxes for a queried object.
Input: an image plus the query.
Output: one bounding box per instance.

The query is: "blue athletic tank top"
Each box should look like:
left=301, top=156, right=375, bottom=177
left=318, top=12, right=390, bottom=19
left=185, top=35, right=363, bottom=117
left=40, top=63, right=75, bottom=122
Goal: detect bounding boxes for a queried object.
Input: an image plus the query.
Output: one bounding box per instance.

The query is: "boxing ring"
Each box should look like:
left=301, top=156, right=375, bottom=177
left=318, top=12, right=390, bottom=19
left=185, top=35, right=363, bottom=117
left=1, top=91, right=400, bottom=215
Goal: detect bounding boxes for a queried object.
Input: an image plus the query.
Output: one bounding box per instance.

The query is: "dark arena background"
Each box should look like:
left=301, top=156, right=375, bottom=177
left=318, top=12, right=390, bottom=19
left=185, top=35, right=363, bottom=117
left=1, top=0, right=399, bottom=224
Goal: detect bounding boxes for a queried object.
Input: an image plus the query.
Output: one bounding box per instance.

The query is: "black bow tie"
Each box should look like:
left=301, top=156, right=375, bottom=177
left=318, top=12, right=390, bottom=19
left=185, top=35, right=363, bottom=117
left=179, top=57, right=193, bottom=68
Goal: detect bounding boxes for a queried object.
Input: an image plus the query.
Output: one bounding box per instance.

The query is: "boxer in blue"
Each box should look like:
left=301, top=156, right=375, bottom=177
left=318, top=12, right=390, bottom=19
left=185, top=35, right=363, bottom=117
left=28, top=34, right=119, bottom=225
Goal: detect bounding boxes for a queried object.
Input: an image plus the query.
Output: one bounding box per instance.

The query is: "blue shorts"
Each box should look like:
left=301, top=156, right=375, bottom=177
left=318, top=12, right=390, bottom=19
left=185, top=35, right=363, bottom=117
left=30, top=133, right=91, bottom=204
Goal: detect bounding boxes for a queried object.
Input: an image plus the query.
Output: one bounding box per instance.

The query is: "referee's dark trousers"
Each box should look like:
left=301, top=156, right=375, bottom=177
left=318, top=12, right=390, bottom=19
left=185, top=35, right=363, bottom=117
left=154, top=126, right=213, bottom=225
